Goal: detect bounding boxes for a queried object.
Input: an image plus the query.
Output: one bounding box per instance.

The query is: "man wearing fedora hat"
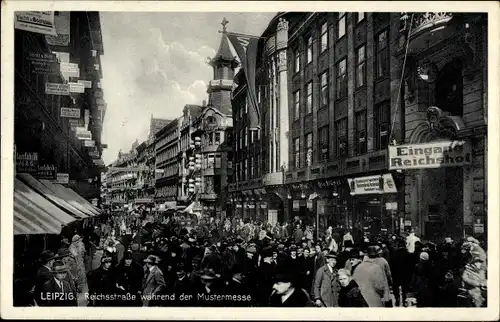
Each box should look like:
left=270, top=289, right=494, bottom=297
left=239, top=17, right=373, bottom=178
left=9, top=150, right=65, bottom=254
left=34, top=250, right=56, bottom=306
left=313, top=251, right=341, bottom=307
left=269, top=271, right=313, bottom=307
left=87, top=256, right=119, bottom=306
left=141, top=255, right=166, bottom=307
left=40, top=260, right=78, bottom=306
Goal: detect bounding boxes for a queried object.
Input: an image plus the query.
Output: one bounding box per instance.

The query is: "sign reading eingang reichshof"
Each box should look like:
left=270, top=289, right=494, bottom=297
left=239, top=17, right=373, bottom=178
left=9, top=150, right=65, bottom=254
left=388, top=140, right=472, bottom=170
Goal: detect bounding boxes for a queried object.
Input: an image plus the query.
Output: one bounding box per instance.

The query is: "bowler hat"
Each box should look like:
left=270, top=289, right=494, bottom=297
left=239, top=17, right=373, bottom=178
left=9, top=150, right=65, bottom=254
left=326, top=251, right=338, bottom=259
left=51, top=261, right=68, bottom=274
left=39, top=250, right=56, bottom=263
left=274, top=271, right=297, bottom=285
left=366, top=245, right=380, bottom=258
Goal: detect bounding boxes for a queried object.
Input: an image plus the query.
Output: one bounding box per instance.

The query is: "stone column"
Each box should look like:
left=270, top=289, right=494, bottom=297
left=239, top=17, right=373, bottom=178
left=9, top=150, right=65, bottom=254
left=277, top=18, right=289, bottom=172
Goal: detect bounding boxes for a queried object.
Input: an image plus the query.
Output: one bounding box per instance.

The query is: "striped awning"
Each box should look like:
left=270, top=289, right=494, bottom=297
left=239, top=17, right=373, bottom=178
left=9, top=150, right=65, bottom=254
left=18, top=174, right=88, bottom=219
left=14, top=179, right=77, bottom=235
left=40, top=180, right=93, bottom=218
left=60, top=185, right=101, bottom=216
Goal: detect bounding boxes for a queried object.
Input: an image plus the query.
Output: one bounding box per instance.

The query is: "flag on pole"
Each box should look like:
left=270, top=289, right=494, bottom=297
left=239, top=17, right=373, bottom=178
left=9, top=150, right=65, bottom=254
left=226, top=32, right=261, bottom=130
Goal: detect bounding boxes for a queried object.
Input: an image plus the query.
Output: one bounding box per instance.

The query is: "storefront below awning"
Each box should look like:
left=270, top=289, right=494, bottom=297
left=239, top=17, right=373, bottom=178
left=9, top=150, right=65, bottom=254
left=17, top=173, right=89, bottom=219
left=14, top=178, right=77, bottom=235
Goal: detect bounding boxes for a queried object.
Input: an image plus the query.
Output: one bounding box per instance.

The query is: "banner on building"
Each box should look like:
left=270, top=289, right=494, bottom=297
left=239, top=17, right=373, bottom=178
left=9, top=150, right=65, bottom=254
left=45, top=11, right=70, bottom=46
left=69, top=82, right=85, bottom=93
left=84, top=140, right=95, bottom=147
left=226, top=32, right=261, bottom=130
left=56, top=173, right=70, bottom=184
left=26, top=51, right=59, bottom=75
left=16, top=152, right=39, bottom=174
left=37, top=164, right=57, bottom=180
left=347, top=173, right=397, bottom=195
left=389, top=140, right=472, bottom=170
left=45, top=83, right=70, bottom=95
left=78, top=80, right=92, bottom=88
left=15, top=11, right=56, bottom=35
left=60, top=107, right=81, bottom=118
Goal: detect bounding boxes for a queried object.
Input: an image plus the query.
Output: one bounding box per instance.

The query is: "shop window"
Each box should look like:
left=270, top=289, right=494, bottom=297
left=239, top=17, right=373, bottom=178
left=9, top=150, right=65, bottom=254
left=374, top=101, right=390, bottom=150
left=320, top=71, right=329, bottom=108
left=306, top=82, right=313, bottom=114
left=336, top=59, right=347, bottom=99
left=337, top=12, right=346, bottom=39
left=336, top=118, right=348, bottom=157
left=356, top=45, right=366, bottom=88
left=435, top=59, right=463, bottom=116
left=305, top=132, right=313, bottom=166
left=319, top=125, right=329, bottom=162
left=307, top=35, right=313, bottom=64
left=293, top=90, right=300, bottom=120
left=376, top=30, right=389, bottom=78
left=355, top=110, right=367, bottom=155
left=293, top=137, right=301, bottom=169
left=320, top=22, right=329, bottom=52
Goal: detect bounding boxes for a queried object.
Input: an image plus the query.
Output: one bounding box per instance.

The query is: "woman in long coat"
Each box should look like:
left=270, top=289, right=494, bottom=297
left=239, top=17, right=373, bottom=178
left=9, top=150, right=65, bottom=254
left=69, top=234, right=88, bottom=293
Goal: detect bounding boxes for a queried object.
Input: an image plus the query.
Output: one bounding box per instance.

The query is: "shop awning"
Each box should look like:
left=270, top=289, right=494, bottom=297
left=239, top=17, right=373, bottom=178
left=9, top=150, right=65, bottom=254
left=17, top=173, right=88, bottom=219
left=14, top=179, right=77, bottom=235
left=59, top=185, right=101, bottom=216
left=40, top=179, right=93, bottom=218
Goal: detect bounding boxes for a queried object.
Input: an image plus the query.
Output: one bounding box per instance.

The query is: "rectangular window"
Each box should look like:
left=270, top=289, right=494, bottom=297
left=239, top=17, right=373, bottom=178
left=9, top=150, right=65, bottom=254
left=239, top=129, right=243, bottom=148
left=320, top=22, right=328, bottom=52
left=250, top=130, right=254, bottom=144
left=306, top=82, right=313, bottom=114
left=336, top=59, right=347, bottom=99
left=320, top=71, right=329, bottom=108
left=294, top=90, right=300, bottom=120
left=375, top=101, right=391, bottom=150
left=318, top=125, right=329, bottom=162
left=215, top=153, right=222, bottom=168
left=336, top=118, right=348, bottom=157
left=376, top=30, right=389, bottom=78
left=294, top=49, right=300, bottom=73
left=294, top=138, right=301, bottom=169
left=215, top=132, right=221, bottom=144
left=305, top=132, right=313, bottom=166
left=258, top=88, right=261, bottom=104
left=245, top=159, right=248, bottom=181
left=245, top=100, right=249, bottom=114
left=356, top=45, right=366, bottom=88
left=357, top=12, right=365, bottom=23
left=250, top=157, right=254, bottom=178
left=338, top=12, right=346, bottom=39
left=208, top=133, right=214, bottom=145
left=355, top=111, right=367, bottom=155
left=307, top=36, right=313, bottom=64
left=207, top=153, right=215, bottom=168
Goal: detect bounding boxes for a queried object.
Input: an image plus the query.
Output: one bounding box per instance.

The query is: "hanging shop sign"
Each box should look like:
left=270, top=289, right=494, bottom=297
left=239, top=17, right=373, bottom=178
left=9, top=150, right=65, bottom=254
left=68, top=118, right=84, bottom=128
left=314, top=178, right=345, bottom=190
left=89, top=150, right=100, bottom=158
left=26, top=51, right=59, bottom=75
left=53, top=51, right=70, bottom=63
left=45, top=83, right=70, bottom=95
left=76, top=130, right=92, bottom=140
left=388, top=140, right=472, bottom=170
left=78, top=80, right=92, bottom=88
left=60, top=107, right=81, bottom=118
left=69, top=82, right=85, bottom=93
left=15, top=11, right=56, bottom=36
left=55, top=173, right=69, bottom=184
left=16, top=152, right=39, bottom=174
left=290, top=182, right=311, bottom=192
left=84, top=140, right=95, bottom=147
left=37, top=164, right=57, bottom=180
left=347, top=173, right=397, bottom=195
left=45, top=11, right=70, bottom=46
left=60, top=62, right=80, bottom=78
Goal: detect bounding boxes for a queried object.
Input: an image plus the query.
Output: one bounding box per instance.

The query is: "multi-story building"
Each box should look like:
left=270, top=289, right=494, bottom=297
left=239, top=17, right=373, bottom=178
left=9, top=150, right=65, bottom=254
left=154, top=118, right=178, bottom=208
left=107, top=142, right=139, bottom=205
left=14, top=11, right=107, bottom=204
left=187, top=24, right=235, bottom=218
left=178, top=104, right=204, bottom=204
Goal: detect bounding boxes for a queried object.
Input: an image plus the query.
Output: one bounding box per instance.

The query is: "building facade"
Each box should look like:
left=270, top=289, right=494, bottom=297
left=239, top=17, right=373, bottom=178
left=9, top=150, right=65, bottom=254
left=15, top=11, right=107, bottom=200
left=155, top=118, right=179, bottom=207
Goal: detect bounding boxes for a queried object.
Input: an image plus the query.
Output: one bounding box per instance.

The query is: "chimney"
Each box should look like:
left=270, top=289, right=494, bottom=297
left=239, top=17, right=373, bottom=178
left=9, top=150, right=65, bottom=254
left=202, top=100, right=207, bottom=107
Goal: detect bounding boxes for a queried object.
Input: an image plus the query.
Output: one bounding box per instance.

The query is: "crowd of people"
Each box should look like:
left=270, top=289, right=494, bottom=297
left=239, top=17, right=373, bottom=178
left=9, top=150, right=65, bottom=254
left=29, top=212, right=488, bottom=308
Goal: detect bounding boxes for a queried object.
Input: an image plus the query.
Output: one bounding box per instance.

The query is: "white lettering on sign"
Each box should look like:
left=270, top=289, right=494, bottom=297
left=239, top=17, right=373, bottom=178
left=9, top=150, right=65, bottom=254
left=60, top=107, right=81, bottom=118
left=347, top=173, right=397, bottom=195
left=388, top=141, right=472, bottom=170
left=45, top=83, right=70, bottom=95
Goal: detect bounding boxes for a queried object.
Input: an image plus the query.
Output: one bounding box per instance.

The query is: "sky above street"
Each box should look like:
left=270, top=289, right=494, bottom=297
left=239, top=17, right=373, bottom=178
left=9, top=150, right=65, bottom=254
left=99, top=12, right=275, bottom=164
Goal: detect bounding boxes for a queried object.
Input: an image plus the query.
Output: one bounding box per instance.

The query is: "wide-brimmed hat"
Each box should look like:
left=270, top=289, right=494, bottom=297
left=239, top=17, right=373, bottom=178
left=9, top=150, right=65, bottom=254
left=39, top=250, right=56, bottom=263
left=366, top=245, right=380, bottom=258
left=54, top=248, right=72, bottom=259
left=274, top=271, right=297, bottom=285
left=51, top=261, right=68, bottom=274
left=200, top=268, right=217, bottom=280
left=144, top=255, right=159, bottom=264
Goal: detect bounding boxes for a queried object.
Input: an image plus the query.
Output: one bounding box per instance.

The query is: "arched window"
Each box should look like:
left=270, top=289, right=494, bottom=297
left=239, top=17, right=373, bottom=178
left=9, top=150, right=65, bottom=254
left=435, top=59, right=463, bottom=116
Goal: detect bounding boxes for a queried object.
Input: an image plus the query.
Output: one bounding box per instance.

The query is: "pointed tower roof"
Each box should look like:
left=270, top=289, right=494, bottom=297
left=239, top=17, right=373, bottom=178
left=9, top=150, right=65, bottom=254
left=209, top=17, right=238, bottom=67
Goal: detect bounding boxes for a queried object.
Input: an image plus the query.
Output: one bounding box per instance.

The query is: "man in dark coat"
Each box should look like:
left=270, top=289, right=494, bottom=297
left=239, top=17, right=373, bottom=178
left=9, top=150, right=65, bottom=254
left=34, top=250, right=56, bottom=306
left=170, top=263, right=193, bottom=306
left=87, top=256, right=118, bottom=306
left=255, top=246, right=277, bottom=306
left=338, top=268, right=368, bottom=307
left=115, top=251, right=143, bottom=306
left=201, top=245, right=223, bottom=276
left=269, top=271, right=314, bottom=307
left=224, top=264, right=251, bottom=307
left=41, top=260, right=78, bottom=306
